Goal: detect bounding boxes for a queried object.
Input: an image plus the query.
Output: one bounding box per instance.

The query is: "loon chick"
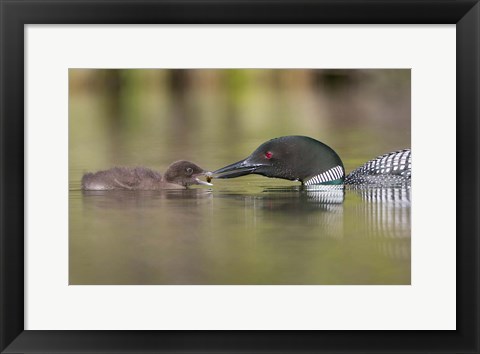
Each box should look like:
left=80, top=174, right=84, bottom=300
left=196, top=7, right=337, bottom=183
left=212, top=136, right=410, bottom=186
left=82, top=160, right=213, bottom=190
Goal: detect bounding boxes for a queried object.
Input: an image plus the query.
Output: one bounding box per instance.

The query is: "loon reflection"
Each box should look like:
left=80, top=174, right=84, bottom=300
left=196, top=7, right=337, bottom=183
left=218, top=185, right=410, bottom=261
left=81, top=188, right=213, bottom=209
left=347, top=185, right=411, bottom=261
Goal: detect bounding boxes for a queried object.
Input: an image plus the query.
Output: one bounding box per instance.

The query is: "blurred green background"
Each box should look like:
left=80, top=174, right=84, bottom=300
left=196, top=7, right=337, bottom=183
left=69, top=69, right=411, bottom=285
left=69, top=69, right=410, bottom=183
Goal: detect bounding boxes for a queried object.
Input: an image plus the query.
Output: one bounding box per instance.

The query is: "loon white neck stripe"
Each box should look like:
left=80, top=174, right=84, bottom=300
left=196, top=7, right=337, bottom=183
left=305, top=165, right=344, bottom=185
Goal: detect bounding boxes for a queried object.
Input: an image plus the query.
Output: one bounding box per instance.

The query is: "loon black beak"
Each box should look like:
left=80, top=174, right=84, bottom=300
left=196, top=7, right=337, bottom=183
left=212, top=159, right=263, bottom=179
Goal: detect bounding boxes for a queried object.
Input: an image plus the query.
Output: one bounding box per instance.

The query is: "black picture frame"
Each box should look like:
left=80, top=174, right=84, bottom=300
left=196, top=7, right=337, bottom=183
left=1, top=1, right=479, bottom=353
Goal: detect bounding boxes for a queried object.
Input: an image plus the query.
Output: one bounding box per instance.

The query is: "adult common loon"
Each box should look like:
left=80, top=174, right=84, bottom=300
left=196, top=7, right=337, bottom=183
left=212, top=136, right=411, bottom=186
left=82, top=160, right=213, bottom=190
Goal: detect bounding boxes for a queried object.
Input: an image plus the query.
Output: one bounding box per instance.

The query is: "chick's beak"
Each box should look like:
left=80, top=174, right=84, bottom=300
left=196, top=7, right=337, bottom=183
left=194, top=171, right=213, bottom=186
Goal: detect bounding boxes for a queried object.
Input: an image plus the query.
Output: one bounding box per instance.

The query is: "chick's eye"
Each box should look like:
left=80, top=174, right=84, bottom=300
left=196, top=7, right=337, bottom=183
left=265, top=151, right=273, bottom=159
left=186, top=167, right=193, bottom=175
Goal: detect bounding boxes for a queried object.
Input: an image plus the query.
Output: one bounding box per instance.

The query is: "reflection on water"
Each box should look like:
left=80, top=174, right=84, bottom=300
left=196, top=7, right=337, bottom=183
left=70, top=182, right=410, bottom=285
left=348, top=186, right=411, bottom=262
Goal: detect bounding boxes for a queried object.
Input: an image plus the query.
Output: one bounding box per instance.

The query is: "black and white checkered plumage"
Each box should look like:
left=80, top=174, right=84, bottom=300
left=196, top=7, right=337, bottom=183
left=344, top=149, right=411, bottom=186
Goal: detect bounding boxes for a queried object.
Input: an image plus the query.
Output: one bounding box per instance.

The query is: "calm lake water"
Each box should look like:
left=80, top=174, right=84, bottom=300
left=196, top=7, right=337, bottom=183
left=69, top=180, right=410, bottom=285
left=69, top=69, right=411, bottom=285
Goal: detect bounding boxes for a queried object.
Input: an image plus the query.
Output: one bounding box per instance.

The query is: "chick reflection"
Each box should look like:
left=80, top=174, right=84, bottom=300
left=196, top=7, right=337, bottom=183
left=81, top=189, right=213, bottom=210
left=78, top=189, right=214, bottom=284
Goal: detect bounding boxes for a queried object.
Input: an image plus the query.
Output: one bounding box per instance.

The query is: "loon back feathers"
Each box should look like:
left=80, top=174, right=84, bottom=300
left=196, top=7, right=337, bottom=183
left=344, top=149, right=411, bottom=186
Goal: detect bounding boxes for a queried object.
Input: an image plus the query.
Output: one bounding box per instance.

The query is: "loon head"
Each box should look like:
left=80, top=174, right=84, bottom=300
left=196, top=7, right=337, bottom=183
left=213, top=136, right=345, bottom=185
left=164, top=160, right=213, bottom=187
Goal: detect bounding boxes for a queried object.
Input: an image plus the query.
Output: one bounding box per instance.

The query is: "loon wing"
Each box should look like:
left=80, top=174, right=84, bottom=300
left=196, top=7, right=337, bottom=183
left=345, top=149, right=411, bottom=186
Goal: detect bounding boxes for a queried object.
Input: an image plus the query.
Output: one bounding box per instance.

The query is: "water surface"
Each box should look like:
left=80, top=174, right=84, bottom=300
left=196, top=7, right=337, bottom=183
left=70, top=179, right=410, bottom=284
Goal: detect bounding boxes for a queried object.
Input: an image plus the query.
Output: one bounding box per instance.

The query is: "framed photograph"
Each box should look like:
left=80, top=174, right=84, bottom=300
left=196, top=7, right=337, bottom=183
left=69, top=67, right=413, bottom=287
left=1, top=1, right=478, bottom=353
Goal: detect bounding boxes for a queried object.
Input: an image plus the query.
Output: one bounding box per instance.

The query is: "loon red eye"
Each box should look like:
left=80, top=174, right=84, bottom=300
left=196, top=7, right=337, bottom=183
left=265, top=151, right=273, bottom=159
